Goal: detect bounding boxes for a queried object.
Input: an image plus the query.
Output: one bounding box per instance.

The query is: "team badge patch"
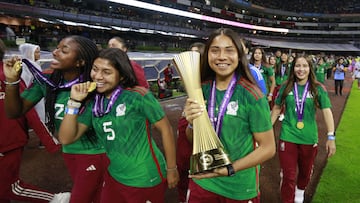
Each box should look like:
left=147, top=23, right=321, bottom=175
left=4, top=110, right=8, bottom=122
left=116, top=103, right=126, bottom=116
left=226, top=101, right=238, bottom=116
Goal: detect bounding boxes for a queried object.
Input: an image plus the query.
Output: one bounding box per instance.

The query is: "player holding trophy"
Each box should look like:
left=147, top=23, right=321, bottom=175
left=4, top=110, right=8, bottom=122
left=180, top=28, right=275, bottom=202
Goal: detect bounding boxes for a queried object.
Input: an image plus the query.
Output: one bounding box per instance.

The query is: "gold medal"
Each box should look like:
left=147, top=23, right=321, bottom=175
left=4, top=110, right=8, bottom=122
left=87, top=82, right=97, bottom=92
left=14, top=61, right=22, bottom=73
left=297, top=121, right=304, bottom=129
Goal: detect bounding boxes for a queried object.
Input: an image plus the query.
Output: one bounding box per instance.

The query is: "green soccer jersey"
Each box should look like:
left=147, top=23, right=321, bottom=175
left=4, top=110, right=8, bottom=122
left=315, top=63, right=326, bottom=83
left=193, top=78, right=272, bottom=200
left=78, top=87, right=167, bottom=188
left=275, top=71, right=288, bottom=86
left=21, top=80, right=105, bottom=154
left=275, top=83, right=331, bottom=144
left=258, top=65, right=274, bottom=93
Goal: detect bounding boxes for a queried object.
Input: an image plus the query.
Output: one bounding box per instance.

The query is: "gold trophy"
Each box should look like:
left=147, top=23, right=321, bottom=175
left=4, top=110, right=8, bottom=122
left=173, top=51, right=231, bottom=174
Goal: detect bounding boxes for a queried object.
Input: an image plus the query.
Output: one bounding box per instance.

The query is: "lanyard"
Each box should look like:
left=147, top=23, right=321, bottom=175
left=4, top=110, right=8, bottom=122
left=92, top=86, right=122, bottom=117
left=22, top=58, right=81, bottom=90
left=208, top=74, right=237, bottom=137
left=294, top=81, right=309, bottom=122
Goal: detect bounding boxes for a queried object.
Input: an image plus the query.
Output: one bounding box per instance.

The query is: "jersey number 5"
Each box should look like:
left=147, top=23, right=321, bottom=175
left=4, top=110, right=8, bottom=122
left=103, top=121, right=115, bottom=140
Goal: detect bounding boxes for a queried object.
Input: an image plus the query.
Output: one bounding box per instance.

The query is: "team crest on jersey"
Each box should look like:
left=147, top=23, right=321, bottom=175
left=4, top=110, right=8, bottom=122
left=116, top=103, right=126, bottom=116
left=289, top=91, right=313, bottom=98
left=226, top=101, right=238, bottom=116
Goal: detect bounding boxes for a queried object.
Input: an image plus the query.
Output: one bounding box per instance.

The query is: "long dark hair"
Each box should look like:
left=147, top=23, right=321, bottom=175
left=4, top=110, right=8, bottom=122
left=279, top=55, right=321, bottom=108
left=45, top=35, right=98, bottom=133
left=275, top=52, right=290, bottom=77
left=249, top=47, right=268, bottom=67
left=0, top=39, right=6, bottom=60
left=200, top=28, right=255, bottom=84
left=97, top=48, right=138, bottom=88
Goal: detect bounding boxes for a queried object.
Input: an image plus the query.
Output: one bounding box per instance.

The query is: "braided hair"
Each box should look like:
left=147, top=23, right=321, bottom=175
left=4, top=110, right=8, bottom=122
left=45, top=35, right=98, bottom=134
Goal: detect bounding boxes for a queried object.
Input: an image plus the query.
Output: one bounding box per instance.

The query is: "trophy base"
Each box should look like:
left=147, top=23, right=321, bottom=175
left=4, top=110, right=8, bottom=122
left=189, top=148, right=231, bottom=175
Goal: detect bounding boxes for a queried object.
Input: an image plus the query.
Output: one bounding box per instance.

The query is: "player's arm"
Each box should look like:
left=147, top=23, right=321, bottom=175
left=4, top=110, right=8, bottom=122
left=4, top=57, right=35, bottom=117
left=270, top=104, right=281, bottom=125
left=58, top=82, right=92, bottom=144
left=5, top=89, right=35, bottom=118
left=190, top=129, right=275, bottom=179
left=322, top=108, right=336, bottom=157
left=58, top=112, right=88, bottom=144
left=154, top=116, right=179, bottom=189
left=233, top=129, right=275, bottom=171
left=268, top=75, right=276, bottom=101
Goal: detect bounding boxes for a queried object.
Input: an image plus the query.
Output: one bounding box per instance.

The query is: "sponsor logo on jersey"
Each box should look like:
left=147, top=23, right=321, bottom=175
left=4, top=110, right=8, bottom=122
left=0, top=92, right=5, bottom=100
left=86, top=165, right=96, bottom=171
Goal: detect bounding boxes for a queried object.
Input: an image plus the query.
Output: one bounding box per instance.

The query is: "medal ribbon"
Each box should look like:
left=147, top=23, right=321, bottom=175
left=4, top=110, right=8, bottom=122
left=294, top=81, right=309, bottom=122
left=22, top=59, right=81, bottom=90
left=208, top=74, right=237, bottom=137
left=93, top=86, right=122, bottom=117
left=281, top=65, right=286, bottom=77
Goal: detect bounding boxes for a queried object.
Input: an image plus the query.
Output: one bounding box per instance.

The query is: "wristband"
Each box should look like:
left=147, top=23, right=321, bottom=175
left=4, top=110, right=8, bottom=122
left=69, top=97, right=83, bottom=103
left=187, top=123, right=193, bottom=129
left=268, top=93, right=273, bottom=96
left=226, top=164, right=235, bottom=176
left=65, top=107, right=79, bottom=115
left=67, top=99, right=82, bottom=108
left=166, top=165, right=177, bottom=171
left=3, top=79, right=21, bottom=86
left=327, top=135, right=336, bottom=140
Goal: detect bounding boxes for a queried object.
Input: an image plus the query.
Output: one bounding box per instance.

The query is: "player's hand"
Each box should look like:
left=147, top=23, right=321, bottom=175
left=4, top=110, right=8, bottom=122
left=166, top=169, right=179, bottom=189
left=189, top=167, right=228, bottom=179
left=267, top=95, right=272, bottom=102
left=326, top=140, right=336, bottom=157
left=70, top=81, right=93, bottom=102
left=183, top=98, right=204, bottom=124
left=3, top=56, right=22, bottom=82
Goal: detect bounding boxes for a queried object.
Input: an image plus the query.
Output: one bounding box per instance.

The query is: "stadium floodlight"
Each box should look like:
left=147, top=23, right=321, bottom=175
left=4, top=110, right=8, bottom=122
left=107, top=0, right=289, bottom=34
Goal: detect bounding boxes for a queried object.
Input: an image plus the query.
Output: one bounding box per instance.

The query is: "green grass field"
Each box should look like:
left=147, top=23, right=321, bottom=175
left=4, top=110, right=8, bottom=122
left=313, top=81, right=360, bottom=202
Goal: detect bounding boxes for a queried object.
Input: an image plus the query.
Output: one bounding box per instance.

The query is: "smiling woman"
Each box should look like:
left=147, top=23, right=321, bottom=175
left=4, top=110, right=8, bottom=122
left=270, top=55, right=336, bottom=203
left=3, top=35, right=107, bottom=203
left=183, top=28, right=275, bottom=203
left=58, top=48, right=179, bottom=203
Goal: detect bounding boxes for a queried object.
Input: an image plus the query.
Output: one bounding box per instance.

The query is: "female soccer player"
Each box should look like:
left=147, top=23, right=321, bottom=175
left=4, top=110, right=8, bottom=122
left=58, top=48, right=179, bottom=202
left=271, top=55, right=336, bottom=203
left=4, top=35, right=107, bottom=203
left=183, top=28, right=275, bottom=203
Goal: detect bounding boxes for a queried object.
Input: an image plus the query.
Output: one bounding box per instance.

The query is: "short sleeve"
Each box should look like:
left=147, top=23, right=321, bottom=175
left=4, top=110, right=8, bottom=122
left=77, top=102, right=93, bottom=126
left=275, top=85, right=285, bottom=105
left=21, top=80, right=45, bottom=104
left=249, top=96, right=272, bottom=133
left=141, top=92, right=165, bottom=124
left=317, top=85, right=332, bottom=109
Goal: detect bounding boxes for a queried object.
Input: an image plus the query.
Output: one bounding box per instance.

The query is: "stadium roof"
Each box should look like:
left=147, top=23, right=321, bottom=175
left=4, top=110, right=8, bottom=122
left=247, top=37, right=360, bottom=51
